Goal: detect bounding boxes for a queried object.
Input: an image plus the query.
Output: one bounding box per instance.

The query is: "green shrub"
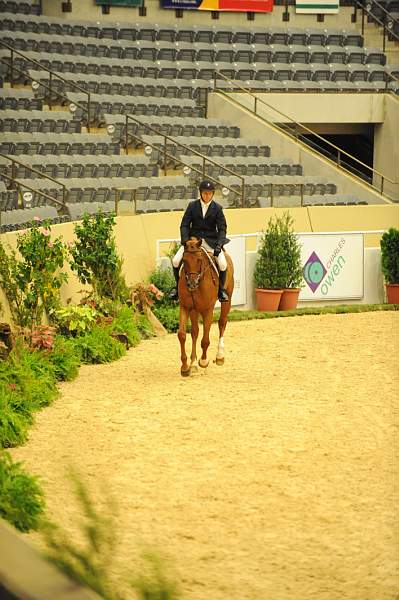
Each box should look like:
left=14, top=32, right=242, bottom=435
left=73, top=326, right=126, bottom=364
left=149, top=266, right=177, bottom=308
left=0, top=451, right=45, bottom=532
left=43, top=471, right=179, bottom=600
left=380, top=227, right=399, bottom=284
left=134, top=312, right=154, bottom=340
left=0, top=345, right=58, bottom=412
left=109, top=306, right=141, bottom=348
left=0, top=387, right=31, bottom=448
left=69, top=212, right=129, bottom=302
left=153, top=307, right=180, bottom=333
left=54, top=304, right=99, bottom=337
left=0, top=220, right=68, bottom=328
left=254, top=211, right=303, bottom=290
left=48, top=336, right=81, bottom=381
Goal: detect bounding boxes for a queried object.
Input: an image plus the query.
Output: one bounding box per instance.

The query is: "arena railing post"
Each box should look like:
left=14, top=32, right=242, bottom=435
left=125, top=115, right=129, bottom=155
left=300, top=183, right=304, bottom=206
left=10, top=48, right=14, bottom=88
left=270, top=184, right=274, bottom=207
left=49, top=71, right=53, bottom=111
left=87, top=92, right=91, bottom=133
left=163, top=136, right=167, bottom=176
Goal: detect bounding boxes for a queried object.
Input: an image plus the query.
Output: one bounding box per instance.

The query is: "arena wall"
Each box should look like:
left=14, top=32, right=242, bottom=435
left=41, top=0, right=356, bottom=29
left=1, top=206, right=398, bottom=324
left=373, top=94, right=399, bottom=200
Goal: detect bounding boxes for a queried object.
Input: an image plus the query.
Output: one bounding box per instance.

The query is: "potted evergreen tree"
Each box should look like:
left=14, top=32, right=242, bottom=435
left=253, top=212, right=303, bottom=312
left=380, top=227, right=399, bottom=304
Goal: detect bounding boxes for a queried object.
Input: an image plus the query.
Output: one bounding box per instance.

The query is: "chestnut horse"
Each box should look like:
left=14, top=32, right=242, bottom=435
left=177, top=237, right=234, bottom=377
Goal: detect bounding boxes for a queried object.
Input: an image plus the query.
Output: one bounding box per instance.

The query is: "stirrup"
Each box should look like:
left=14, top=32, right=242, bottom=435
left=169, top=288, right=179, bottom=300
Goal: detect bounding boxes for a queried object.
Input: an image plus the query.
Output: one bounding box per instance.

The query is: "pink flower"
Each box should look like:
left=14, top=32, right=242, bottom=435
left=19, top=229, right=28, bottom=235
left=33, top=216, right=41, bottom=222
left=42, top=228, right=51, bottom=237
left=48, top=241, right=54, bottom=248
left=67, top=241, right=74, bottom=248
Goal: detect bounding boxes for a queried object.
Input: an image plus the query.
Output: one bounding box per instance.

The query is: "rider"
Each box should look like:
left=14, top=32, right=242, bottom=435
left=169, top=180, right=230, bottom=302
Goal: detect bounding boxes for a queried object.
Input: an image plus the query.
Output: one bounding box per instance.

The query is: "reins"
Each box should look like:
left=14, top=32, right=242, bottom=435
left=183, top=248, right=218, bottom=292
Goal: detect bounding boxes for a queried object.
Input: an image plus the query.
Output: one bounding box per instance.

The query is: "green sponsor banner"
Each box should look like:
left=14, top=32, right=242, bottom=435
left=95, top=0, right=143, bottom=6
left=295, top=0, right=339, bottom=12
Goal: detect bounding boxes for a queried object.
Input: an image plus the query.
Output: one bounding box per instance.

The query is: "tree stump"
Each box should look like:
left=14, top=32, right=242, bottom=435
left=0, top=323, right=14, bottom=359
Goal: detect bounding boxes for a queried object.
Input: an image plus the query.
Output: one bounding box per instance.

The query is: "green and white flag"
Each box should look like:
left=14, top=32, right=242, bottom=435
left=295, top=0, right=339, bottom=13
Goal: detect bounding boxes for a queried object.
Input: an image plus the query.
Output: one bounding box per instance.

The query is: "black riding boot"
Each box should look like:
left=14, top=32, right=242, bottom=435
left=169, top=266, right=180, bottom=301
left=218, top=269, right=229, bottom=302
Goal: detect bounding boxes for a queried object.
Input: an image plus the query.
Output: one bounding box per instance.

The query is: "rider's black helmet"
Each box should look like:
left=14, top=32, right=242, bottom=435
left=199, top=180, right=215, bottom=192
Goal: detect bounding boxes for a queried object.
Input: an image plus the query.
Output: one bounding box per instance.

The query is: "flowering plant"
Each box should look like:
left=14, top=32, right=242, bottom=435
left=0, top=220, right=68, bottom=328
left=130, top=283, right=163, bottom=312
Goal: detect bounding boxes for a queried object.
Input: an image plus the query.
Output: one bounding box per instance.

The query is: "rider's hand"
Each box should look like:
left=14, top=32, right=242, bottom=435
left=214, top=246, right=221, bottom=257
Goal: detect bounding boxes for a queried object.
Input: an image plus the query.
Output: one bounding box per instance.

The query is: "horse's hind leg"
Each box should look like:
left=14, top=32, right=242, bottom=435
left=199, top=311, right=213, bottom=369
left=189, top=310, right=199, bottom=371
left=178, top=307, right=190, bottom=377
left=216, top=298, right=231, bottom=366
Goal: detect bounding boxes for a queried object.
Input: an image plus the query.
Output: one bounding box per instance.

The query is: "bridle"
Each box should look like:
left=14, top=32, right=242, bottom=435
left=183, top=248, right=216, bottom=292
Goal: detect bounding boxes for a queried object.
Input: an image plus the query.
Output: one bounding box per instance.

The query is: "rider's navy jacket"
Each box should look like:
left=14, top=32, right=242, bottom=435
left=180, top=199, right=229, bottom=250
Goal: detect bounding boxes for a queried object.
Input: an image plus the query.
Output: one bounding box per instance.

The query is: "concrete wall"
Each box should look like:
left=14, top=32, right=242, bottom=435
left=41, top=0, right=356, bottom=29
left=373, top=94, right=399, bottom=200
left=233, top=93, right=385, bottom=125
left=1, top=205, right=398, bottom=324
left=207, top=91, right=390, bottom=204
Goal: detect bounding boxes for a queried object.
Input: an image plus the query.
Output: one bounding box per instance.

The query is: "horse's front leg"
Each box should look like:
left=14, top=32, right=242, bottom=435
left=189, top=309, right=199, bottom=371
left=178, top=307, right=190, bottom=377
left=199, top=310, right=213, bottom=369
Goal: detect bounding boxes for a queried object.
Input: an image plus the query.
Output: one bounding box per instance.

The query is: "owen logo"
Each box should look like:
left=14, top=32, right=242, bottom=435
left=303, top=251, right=327, bottom=293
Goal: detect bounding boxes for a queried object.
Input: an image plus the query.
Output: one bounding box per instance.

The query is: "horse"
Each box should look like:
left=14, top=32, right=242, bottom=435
left=177, top=237, right=234, bottom=377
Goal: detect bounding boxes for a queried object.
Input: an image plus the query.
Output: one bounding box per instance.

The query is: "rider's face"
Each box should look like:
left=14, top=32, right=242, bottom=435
left=201, top=190, right=214, bottom=204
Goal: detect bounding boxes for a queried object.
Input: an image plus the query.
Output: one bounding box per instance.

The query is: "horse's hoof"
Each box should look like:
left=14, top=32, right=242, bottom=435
left=199, top=359, right=209, bottom=369
left=215, top=357, right=225, bottom=366
left=190, top=364, right=199, bottom=374
left=181, top=368, right=191, bottom=377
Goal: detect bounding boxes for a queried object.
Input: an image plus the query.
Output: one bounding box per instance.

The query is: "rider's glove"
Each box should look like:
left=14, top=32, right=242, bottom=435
left=214, top=246, right=221, bottom=257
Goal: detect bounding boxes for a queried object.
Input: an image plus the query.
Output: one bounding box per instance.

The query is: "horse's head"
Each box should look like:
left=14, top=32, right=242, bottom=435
left=183, top=237, right=204, bottom=291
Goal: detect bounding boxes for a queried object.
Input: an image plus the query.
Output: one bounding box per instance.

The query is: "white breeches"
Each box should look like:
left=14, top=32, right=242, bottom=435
left=172, top=242, right=227, bottom=271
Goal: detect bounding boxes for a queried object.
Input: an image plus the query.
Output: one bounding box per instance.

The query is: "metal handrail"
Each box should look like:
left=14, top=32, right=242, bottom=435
left=0, top=152, right=68, bottom=212
left=0, top=173, right=70, bottom=223
left=353, top=0, right=399, bottom=51
left=213, top=72, right=398, bottom=199
left=120, top=113, right=247, bottom=207
left=122, top=130, right=248, bottom=207
left=0, top=40, right=92, bottom=131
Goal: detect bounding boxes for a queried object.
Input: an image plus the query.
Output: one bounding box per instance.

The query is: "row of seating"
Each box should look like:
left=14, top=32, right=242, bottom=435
left=27, top=70, right=209, bottom=103
left=139, top=135, right=271, bottom=163
left=0, top=154, right=304, bottom=180
left=182, top=155, right=303, bottom=177
left=0, top=109, right=81, bottom=133
left=0, top=133, right=121, bottom=155
left=0, top=15, right=364, bottom=47
left=1, top=38, right=385, bottom=67
left=0, top=154, right=159, bottom=179
left=104, top=114, right=241, bottom=141
left=26, top=64, right=393, bottom=97
left=7, top=175, right=197, bottom=205
left=67, top=92, right=204, bottom=125
left=0, top=88, right=42, bottom=110
left=0, top=0, right=40, bottom=15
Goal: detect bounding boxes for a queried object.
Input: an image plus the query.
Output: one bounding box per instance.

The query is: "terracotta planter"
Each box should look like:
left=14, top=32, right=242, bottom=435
left=255, top=288, right=282, bottom=312
left=279, top=288, right=301, bottom=311
left=386, top=283, right=399, bottom=304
